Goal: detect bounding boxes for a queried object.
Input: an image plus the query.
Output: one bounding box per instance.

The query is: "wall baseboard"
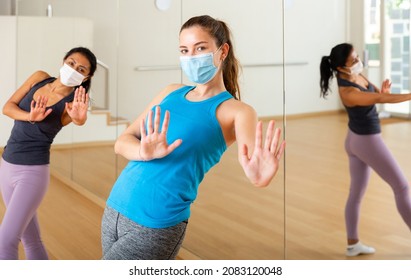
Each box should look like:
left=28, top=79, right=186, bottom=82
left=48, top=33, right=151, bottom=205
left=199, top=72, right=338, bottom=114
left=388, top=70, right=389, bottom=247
left=50, top=140, right=115, bottom=150
left=50, top=168, right=106, bottom=209
left=259, top=109, right=346, bottom=121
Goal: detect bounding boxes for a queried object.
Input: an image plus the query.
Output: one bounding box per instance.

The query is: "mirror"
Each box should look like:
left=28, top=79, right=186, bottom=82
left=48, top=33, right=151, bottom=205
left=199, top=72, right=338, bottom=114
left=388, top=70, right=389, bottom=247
left=284, top=0, right=411, bottom=260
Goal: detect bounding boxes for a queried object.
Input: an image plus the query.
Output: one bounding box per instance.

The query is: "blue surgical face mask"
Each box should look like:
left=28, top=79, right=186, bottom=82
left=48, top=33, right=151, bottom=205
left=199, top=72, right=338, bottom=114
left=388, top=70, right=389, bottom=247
left=179, top=47, right=222, bottom=84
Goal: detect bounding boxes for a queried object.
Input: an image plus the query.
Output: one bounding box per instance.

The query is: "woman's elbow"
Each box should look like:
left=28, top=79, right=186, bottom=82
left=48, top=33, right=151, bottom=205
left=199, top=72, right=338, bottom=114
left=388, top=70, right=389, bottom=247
left=2, top=103, right=11, bottom=117
left=114, top=138, right=125, bottom=155
left=114, top=141, right=121, bottom=155
left=252, top=181, right=271, bottom=188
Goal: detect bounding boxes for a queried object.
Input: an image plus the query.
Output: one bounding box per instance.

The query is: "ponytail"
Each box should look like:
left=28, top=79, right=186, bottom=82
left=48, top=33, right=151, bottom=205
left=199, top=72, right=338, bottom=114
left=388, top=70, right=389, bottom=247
left=319, top=43, right=353, bottom=98
left=219, top=20, right=241, bottom=100
left=320, top=56, right=333, bottom=98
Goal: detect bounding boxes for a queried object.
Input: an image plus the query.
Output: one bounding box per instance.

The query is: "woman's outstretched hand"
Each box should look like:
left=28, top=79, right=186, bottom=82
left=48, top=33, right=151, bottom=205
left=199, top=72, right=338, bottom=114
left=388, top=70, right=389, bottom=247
left=139, top=106, right=182, bottom=161
left=240, top=120, right=285, bottom=187
left=66, top=86, right=89, bottom=125
left=381, top=79, right=392, bottom=94
left=29, top=95, right=53, bottom=122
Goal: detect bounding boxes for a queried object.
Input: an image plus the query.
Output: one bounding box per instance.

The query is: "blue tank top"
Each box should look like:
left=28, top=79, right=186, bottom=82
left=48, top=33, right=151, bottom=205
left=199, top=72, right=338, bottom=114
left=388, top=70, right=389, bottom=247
left=107, top=85, right=233, bottom=228
left=337, top=77, right=381, bottom=135
left=2, top=77, right=74, bottom=165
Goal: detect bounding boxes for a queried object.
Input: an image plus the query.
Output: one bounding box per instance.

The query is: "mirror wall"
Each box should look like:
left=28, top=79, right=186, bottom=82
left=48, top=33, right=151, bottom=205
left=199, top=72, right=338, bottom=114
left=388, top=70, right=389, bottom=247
left=10, top=0, right=286, bottom=259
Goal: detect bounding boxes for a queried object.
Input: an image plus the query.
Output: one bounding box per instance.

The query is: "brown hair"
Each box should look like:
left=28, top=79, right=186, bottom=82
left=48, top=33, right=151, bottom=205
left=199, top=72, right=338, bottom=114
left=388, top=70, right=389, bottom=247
left=180, top=15, right=241, bottom=100
left=319, top=43, right=353, bottom=98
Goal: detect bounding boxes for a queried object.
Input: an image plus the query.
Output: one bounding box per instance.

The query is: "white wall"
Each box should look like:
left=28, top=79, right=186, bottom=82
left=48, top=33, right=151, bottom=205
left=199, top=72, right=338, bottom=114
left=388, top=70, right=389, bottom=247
left=284, top=0, right=348, bottom=115
left=0, top=17, right=17, bottom=146
left=348, top=0, right=365, bottom=52
left=16, top=17, right=93, bottom=86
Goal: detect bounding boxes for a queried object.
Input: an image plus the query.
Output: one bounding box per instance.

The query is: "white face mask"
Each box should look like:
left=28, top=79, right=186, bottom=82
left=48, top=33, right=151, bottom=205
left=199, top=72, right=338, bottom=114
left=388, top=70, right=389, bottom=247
left=59, top=63, right=86, bottom=87
left=347, top=60, right=363, bottom=75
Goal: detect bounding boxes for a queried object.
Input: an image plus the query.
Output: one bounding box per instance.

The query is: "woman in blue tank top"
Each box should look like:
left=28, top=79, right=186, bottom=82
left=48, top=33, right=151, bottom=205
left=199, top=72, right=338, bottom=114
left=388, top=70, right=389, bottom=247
left=320, top=43, right=411, bottom=257
left=101, top=15, right=286, bottom=260
left=0, top=47, right=97, bottom=259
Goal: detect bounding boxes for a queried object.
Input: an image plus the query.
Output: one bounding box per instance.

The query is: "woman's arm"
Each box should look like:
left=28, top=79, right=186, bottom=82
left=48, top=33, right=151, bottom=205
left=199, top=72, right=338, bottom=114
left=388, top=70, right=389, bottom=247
left=340, top=76, right=410, bottom=106
left=114, top=84, right=184, bottom=161
left=2, top=71, right=51, bottom=122
left=234, top=103, right=285, bottom=187
left=339, top=85, right=411, bottom=107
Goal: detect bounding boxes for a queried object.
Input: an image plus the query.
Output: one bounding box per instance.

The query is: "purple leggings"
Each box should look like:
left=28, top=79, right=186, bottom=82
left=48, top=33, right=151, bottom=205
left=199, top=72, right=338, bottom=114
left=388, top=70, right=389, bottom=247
left=345, top=129, right=411, bottom=240
left=0, top=159, right=49, bottom=260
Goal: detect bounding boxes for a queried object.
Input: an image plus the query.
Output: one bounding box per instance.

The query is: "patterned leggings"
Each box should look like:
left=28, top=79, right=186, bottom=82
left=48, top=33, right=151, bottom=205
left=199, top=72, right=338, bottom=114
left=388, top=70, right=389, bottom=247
left=0, top=159, right=49, bottom=260
left=344, top=129, right=411, bottom=240
left=101, top=206, right=187, bottom=260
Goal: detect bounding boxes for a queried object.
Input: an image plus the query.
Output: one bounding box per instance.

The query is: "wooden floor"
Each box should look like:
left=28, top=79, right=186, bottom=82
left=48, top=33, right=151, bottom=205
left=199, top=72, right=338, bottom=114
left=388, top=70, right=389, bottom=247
left=0, top=175, right=103, bottom=260
left=285, top=113, right=411, bottom=260
left=1, top=112, right=411, bottom=260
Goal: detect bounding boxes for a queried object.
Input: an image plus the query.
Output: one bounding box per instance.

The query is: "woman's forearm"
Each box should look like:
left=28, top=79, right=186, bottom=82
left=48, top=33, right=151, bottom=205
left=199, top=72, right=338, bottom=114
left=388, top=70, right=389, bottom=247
left=377, top=93, right=411, bottom=104
left=2, top=102, right=31, bottom=122
left=114, top=134, right=144, bottom=161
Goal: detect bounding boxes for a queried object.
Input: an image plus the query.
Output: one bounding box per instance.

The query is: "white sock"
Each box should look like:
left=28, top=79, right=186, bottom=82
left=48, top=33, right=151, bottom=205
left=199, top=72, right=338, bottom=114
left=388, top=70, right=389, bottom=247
left=346, top=241, right=376, bottom=257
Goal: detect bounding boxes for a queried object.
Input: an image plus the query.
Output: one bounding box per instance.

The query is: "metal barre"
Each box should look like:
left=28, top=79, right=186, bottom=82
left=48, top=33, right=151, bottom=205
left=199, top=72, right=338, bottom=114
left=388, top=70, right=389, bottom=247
left=133, top=62, right=308, bottom=71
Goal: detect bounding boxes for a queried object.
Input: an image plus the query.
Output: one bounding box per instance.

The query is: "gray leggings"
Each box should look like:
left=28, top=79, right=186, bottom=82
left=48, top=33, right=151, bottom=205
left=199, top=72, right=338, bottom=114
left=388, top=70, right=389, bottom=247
left=344, top=129, right=411, bottom=240
left=101, top=206, right=187, bottom=260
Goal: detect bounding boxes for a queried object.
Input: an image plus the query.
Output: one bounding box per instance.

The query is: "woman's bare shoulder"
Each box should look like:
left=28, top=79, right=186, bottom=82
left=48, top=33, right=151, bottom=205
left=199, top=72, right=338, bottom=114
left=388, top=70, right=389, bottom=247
left=28, top=71, right=52, bottom=87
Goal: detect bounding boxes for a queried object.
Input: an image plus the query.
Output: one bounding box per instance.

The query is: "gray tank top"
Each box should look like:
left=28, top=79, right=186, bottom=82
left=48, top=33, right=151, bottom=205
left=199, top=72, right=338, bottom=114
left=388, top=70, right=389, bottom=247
left=2, top=77, right=74, bottom=165
left=337, top=77, right=381, bottom=135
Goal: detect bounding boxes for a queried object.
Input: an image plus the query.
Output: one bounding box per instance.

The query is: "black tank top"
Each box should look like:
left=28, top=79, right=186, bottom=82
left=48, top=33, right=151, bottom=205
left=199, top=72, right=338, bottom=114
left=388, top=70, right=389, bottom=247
left=2, top=77, right=74, bottom=165
left=337, top=77, right=381, bottom=135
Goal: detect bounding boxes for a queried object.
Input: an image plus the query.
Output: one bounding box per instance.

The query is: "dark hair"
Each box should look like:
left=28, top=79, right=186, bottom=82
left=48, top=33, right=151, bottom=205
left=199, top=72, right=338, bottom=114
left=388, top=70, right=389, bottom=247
left=180, top=15, right=241, bottom=100
left=319, top=43, right=353, bottom=98
left=63, top=47, right=97, bottom=93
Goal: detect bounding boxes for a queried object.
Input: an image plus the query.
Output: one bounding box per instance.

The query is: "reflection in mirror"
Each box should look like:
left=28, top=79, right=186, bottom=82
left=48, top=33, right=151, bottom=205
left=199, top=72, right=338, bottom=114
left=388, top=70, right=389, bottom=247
left=13, top=0, right=122, bottom=208
left=0, top=0, right=109, bottom=259
left=285, top=0, right=411, bottom=260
